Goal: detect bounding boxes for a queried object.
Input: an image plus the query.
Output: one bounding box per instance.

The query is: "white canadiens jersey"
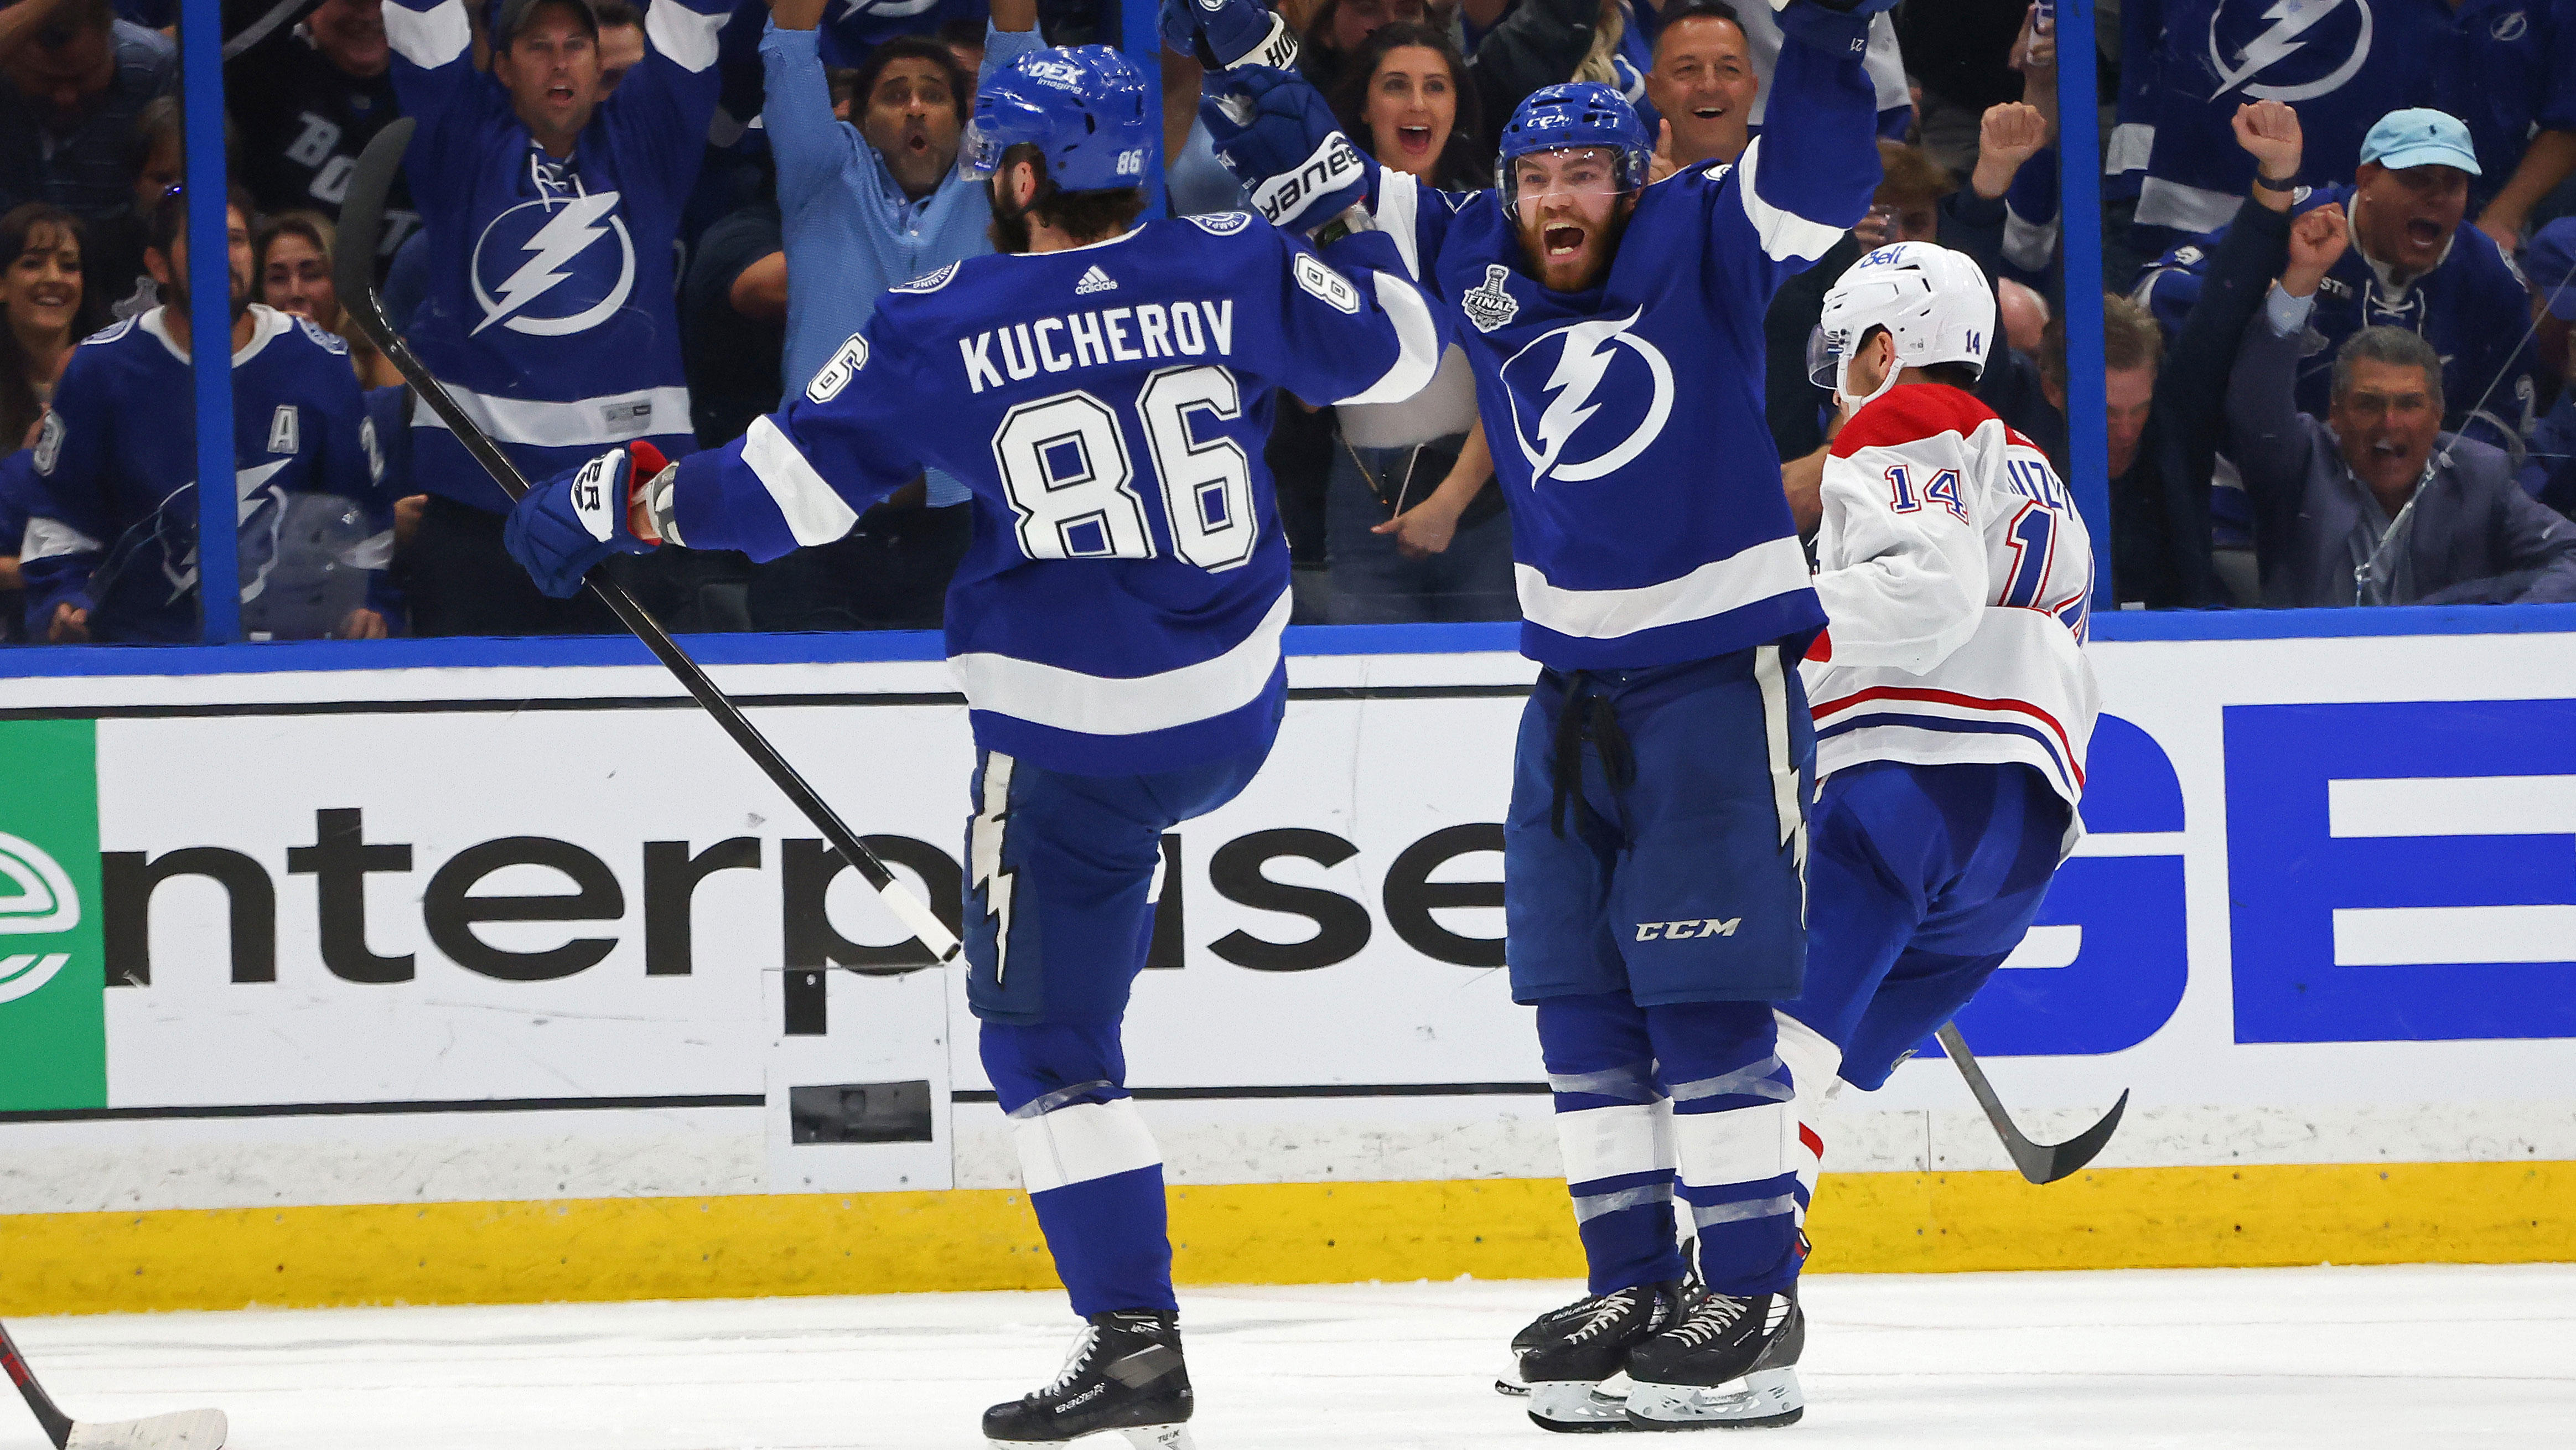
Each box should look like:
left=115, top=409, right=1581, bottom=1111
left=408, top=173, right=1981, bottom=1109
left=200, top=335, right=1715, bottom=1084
left=1801, top=385, right=2099, bottom=853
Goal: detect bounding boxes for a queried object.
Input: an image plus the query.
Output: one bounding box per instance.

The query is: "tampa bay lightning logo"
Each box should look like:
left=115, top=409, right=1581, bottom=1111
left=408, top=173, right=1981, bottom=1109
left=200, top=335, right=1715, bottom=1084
left=1501, top=308, right=1674, bottom=485
left=471, top=193, right=636, bottom=338
left=2204, top=0, right=2373, bottom=103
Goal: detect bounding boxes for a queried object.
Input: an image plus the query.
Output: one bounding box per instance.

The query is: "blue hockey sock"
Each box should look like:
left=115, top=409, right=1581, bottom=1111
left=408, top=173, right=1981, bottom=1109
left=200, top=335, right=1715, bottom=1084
left=1649, top=999, right=1803, bottom=1298
left=1535, top=991, right=1686, bottom=1294
left=982, top=1019, right=1177, bottom=1316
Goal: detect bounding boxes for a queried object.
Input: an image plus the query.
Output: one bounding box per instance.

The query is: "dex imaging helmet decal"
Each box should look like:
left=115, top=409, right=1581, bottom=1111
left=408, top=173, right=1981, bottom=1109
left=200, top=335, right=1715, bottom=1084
left=472, top=193, right=638, bottom=338
left=1502, top=308, right=1673, bottom=484
left=2206, top=0, right=2374, bottom=104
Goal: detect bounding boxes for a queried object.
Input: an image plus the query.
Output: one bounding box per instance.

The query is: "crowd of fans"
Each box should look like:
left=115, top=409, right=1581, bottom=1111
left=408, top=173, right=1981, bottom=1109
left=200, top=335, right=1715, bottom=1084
left=0, top=0, right=2570, bottom=643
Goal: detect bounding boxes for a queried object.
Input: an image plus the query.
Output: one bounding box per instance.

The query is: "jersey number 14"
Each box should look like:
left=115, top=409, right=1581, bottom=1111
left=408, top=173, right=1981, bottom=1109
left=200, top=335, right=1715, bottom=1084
left=991, top=364, right=1258, bottom=572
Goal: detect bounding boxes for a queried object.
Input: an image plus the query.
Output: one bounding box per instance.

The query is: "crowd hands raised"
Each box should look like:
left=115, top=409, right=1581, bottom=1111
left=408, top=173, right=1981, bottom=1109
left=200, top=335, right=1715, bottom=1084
left=0, top=0, right=2568, bottom=643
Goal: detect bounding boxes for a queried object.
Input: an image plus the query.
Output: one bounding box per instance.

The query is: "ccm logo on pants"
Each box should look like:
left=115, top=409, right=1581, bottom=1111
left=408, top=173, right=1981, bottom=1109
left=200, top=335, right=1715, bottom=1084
left=1636, top=918, right=1742, bottom=941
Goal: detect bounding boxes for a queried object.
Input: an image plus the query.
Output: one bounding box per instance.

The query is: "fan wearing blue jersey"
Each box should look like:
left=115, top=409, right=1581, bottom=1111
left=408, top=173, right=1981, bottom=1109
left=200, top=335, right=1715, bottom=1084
left=499, top=46, right=1440, bottom=1450
left=22, top=190, right=388, bottom=643
left=380, top=0, right=728, bottom=635
left=1174, top=0, right=1883, bottom=1430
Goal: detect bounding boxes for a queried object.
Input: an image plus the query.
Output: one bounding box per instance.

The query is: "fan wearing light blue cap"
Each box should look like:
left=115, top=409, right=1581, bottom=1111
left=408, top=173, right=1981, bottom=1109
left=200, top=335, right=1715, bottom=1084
left=2135, top=103, right=2542, bottom=458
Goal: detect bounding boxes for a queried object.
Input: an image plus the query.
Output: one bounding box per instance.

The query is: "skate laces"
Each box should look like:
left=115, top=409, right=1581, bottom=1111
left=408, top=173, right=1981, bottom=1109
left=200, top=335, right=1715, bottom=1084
left=1661, top=1292, right=1753, bottom=1349
left=1568, top=1286, right=1648, bottom=1344
left=1046, top=1323, right=1102, bottom=1395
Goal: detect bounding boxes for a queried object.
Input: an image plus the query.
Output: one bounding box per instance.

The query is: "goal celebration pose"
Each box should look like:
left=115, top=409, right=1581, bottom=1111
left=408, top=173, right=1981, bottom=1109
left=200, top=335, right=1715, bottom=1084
left=1170, top=0, right=1887, bottom=1430
left=500, top=45, right=1439, bottom=1449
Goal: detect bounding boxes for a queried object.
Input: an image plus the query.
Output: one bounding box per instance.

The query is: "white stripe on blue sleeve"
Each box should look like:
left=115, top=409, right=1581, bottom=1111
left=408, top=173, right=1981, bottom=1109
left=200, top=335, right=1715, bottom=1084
left=645, top=0, right=726, bottom=73
left=742, top=415, right=862, bottom=546
left=1334, top=273, right=1440, bottom=406
left=1737, top=139, right=1850, bottom=265
left=381, top=0, right=470, bottom=68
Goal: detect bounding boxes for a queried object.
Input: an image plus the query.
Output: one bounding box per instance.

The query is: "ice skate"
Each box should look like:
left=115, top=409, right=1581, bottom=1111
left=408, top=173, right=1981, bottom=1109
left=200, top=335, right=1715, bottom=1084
left=1517, top=1281, right=1684, bottom=1433
left=983, top=1311, right=1195, bottom=1449
left=1497, top=1291, right=1605, bottom=1396
left=1624, top=1290, right=1803, bottom=1431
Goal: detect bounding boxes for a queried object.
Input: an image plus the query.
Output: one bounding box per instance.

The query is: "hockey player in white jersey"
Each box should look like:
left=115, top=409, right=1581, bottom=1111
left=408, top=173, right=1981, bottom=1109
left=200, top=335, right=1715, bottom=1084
left=1688, top=239, right=2095, bottom=1427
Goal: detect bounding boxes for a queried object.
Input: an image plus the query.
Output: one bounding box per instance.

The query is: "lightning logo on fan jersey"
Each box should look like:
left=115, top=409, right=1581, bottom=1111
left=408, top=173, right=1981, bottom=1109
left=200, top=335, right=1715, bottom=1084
left=471, top=192, right=638, bottom=338
left=2207, top=0, right=2374, bottom=103
left=1503, top=308, right=1676, bottom=485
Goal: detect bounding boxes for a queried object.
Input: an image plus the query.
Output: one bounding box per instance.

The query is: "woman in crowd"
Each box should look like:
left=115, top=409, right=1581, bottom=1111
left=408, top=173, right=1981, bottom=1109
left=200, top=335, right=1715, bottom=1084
left=0, top=203, right=98, bottom=644
left=1300, top=0, right=1593, bottom=149
left=1320, top=23, right=1516, bottom=623
left=256, top=212, right=403, bottom=388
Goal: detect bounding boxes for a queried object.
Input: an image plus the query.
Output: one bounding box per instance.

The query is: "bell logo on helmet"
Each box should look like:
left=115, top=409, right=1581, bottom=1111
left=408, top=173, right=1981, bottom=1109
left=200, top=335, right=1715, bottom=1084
left=1502, top=308, right=1675, bottom=484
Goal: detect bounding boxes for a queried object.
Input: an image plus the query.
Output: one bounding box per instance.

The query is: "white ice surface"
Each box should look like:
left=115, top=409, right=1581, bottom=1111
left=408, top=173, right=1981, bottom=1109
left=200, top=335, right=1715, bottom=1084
left=5, top=1265, right=2572, bottom=1448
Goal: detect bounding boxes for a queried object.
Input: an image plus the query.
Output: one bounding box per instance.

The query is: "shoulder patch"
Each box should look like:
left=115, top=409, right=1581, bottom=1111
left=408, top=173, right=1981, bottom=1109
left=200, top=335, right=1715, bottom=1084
left=1830, top=384, right=2000, bottom=459
left=82, top=317, right=136, bottom=346
left=1292, top=251, right=1361, bottom=314
left=1701, top=163, right=1733, bottom=183
left=32, top=410, right=63, bottom=474
left=892, top=262, right=960, bottom=294
left=1186, top=211, right=1254, bottom=236
left=295, top=315, right=350, bottom=355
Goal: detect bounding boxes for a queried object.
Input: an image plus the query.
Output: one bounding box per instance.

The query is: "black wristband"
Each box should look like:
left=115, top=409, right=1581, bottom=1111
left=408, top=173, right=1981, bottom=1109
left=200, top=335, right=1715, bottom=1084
left=2251, top=170, right=2299, bottom=193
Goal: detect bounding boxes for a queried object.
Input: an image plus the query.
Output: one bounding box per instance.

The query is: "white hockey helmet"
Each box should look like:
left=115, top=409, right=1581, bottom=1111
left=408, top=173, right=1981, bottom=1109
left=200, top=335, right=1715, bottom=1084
left=1807, top=241, right=1997, bottom=411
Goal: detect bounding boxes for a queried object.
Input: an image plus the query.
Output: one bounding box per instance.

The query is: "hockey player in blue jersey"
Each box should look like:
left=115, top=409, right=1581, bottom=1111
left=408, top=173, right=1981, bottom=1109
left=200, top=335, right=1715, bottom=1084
left=1172, top=0, right=1882, bottom=1430
left=381, top=0, right=729, bottom=635
left=22, top=190, right=387, bottom=643
left=498, top=45, right=1439, bottom=1449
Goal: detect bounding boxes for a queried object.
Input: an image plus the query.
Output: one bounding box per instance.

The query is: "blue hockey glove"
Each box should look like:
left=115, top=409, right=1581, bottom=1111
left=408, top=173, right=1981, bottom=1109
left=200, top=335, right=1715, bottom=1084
left=504, top=440, right=666, bottom=599
left=1159, top=0, right=1299, bottom=71
left=1771, top=0, right=1899, bottom=58
left=1202, top=66, right=1368, bottom=233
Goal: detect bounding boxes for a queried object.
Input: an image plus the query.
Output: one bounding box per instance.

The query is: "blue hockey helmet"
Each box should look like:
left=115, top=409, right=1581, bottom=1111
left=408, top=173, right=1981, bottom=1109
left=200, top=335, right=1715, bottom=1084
left=1495, top=82, right=1652, bottom=213
left=965, top=46, right=1154, bottom=194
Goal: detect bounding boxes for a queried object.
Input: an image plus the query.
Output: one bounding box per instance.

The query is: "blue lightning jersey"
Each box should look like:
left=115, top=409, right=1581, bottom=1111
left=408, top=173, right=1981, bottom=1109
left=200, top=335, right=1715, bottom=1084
left=2118, top=0, right=2576, bottom=233
left=20, top=307, right=383, bottom=642
left=660, top=217, right=1440, bottom=774
left=383, top=0, right=728, bottom=512
left=1339, top=36, right=1877, bottom=669
left=2136, top=185, right=2544, bottom=449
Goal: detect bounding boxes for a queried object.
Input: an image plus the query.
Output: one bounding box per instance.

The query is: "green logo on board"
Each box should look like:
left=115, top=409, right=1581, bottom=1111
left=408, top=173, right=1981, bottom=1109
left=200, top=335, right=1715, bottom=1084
left=0, top=719, right=105, bottom=1111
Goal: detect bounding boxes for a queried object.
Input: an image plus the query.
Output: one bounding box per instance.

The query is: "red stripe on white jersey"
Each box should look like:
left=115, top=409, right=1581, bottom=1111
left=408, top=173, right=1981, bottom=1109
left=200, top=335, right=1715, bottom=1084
left=1809, top=684, right=2086, bottom=788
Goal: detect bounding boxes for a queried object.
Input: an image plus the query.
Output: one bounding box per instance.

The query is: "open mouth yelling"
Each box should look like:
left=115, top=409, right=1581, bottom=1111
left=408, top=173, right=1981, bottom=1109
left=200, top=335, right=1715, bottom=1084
left=1396, top=125, right=1433, bottom=156
left=26, top=283, right=72, bottom=314
left=1693, top=105, right=1724, bottom=122
left=1544, top=224, right=1585, bottom=257
left=2404, top=218, right=2443, bottom=250
left=547, top=81, right=576, bottom=106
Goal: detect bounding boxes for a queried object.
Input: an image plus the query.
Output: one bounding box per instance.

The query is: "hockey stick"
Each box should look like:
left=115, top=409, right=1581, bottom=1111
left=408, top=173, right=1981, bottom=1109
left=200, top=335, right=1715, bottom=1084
left=1935, top=1022, right=2128, bottom=1185
left=1, top=1321, right=225, bottom=1449
left=333, top=117, right=961, bottom=966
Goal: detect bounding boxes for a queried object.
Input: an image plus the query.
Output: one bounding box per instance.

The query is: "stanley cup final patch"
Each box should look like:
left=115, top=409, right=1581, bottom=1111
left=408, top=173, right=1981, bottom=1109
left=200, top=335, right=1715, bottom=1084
left=1463, top=264, right=1520, bottom=333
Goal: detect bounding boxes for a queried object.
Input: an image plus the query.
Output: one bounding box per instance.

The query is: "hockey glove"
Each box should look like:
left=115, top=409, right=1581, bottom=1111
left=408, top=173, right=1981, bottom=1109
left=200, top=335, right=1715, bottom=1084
left=1772, top=0, right=1898, bottom=58
left=1202, top=66, right=1369, bottom=234
left=505, top=440, right=667, bottom=599
left=1160, top=0, right=1299, bottom=72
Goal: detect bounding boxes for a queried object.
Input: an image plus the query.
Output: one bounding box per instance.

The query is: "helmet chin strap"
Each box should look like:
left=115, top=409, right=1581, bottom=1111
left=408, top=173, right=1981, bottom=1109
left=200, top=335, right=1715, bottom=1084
left=1835, top=343, right=1901, bottom=417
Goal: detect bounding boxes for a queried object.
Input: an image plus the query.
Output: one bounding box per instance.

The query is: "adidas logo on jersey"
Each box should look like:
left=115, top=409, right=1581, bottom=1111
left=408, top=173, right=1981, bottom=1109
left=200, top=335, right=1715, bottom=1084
left=1075, top=265, right=1117, bottom=295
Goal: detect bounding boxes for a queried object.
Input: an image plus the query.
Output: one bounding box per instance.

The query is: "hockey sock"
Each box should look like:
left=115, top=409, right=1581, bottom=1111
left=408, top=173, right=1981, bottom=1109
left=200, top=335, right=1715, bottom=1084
left=1770, top=1008, right=1844, bottom=1236
left=982, top=1020, right=1179, bottom=1317
left=1650, top=1000, right=1802, bottom=1298
left=1535, top=991, right=1685, bottom=1294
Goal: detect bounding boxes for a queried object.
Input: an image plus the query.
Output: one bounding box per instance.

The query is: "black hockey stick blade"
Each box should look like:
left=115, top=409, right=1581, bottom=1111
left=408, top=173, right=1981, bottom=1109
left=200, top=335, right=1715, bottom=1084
left=1934, top=1022, right=2128, bottom=1185
left=334, top=118, right=961, bottom=965
left=3, top=1322, right=226, bottom=1449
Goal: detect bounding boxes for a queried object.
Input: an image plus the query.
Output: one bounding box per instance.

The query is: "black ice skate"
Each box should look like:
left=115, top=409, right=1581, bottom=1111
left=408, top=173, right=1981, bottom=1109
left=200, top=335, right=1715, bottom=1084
left=983, top=1311, right=1195, bottom=1449
left=1516, top=1281, right=1684, bottom=1433
left=1623, top=1289, right=1804, bottom=1431
left=1496, top=1291, right=1603, bottom=1396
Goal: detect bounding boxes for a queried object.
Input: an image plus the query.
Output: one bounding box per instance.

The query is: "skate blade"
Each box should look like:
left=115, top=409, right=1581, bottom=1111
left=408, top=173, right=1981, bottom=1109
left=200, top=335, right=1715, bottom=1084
left=1526, top=1380, right=1637, bottom=1435
left=1496, top=1376, right=1532, bottom=1397
left=65, top=1410, right=228, bottom=1450
left=1625, top=1368, right=1803, bottom=1431
left=986, top=1424, right=1194, bottom=1450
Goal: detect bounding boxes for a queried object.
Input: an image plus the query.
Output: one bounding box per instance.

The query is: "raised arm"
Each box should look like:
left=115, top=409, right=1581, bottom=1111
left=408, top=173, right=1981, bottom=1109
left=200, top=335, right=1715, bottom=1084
left=2225, top=204, right=2346, bottom=510
left=1715, top=3, right=1884, bottom=293
left=761, top=0, right=865, bottom=200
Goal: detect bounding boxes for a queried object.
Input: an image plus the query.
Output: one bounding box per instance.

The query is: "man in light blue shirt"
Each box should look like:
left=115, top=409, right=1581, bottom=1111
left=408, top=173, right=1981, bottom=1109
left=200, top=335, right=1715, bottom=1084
left=747, top=0, right=1040, bottom=629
